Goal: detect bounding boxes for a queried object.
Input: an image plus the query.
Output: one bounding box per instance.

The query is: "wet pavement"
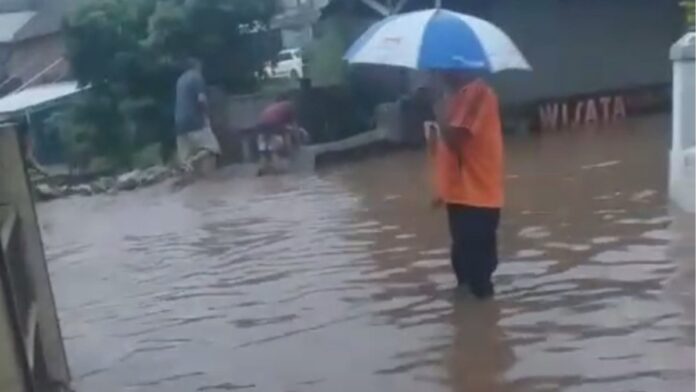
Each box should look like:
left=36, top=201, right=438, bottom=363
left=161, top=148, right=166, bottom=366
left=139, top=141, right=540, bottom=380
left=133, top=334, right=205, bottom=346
left=39, top=114, right=694, bottom=392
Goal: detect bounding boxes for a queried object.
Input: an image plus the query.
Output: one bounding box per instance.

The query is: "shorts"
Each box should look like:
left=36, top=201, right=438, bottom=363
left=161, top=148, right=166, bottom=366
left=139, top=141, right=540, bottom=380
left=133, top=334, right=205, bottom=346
left=177, top=125, right=221, bottom=164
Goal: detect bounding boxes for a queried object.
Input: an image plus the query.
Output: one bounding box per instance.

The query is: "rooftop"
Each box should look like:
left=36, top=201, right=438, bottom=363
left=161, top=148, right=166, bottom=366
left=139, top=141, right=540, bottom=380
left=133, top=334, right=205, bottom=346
left=0, top=11, right=36, bottom=43
left=0, top=0, right=74, bottom=43
left=0, top=81, right=83, bottom=115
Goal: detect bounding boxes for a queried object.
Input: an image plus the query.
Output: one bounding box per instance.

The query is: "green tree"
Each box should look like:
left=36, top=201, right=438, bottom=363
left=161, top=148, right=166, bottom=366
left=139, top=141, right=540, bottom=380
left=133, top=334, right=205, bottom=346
left=682, top=1, right=695, bottom=31
left=45, top=90, right=131, bottom=171
left=63, top=0, right=277, bottom=165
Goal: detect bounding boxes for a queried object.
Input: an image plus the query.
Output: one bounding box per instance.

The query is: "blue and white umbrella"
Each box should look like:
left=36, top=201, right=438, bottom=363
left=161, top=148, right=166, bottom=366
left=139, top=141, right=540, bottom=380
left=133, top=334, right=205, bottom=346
left=345, top=9, right=531, bottom=72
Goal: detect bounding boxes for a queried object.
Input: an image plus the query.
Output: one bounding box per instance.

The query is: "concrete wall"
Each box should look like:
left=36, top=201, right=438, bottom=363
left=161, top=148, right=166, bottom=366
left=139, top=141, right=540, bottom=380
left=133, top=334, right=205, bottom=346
left=208, top=90, right=276, bottom=162
left=273, top=0, right=327, bottom=48
left=0, top=233, right=26, bottom=392
left=488, top=0, right=682, bottom=105
left=281, top=26, right=313, bottom=48
left=669, top=33, right=695, bottom=213
left=0, top=125, right=70, bottom=388
left=215, top=93, right=275, bottom=132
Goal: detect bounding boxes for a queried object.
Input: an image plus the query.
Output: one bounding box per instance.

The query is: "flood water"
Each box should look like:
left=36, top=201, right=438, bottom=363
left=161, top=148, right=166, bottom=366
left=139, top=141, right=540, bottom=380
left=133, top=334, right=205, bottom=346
left=39, top=114, right=694, bottom=392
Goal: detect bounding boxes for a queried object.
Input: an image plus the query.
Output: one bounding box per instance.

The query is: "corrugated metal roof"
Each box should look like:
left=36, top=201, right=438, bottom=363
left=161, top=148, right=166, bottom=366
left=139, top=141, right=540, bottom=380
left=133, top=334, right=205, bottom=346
left=0, top=11, right=36, bottom=43
left=0, top=81, right=83, bottom=114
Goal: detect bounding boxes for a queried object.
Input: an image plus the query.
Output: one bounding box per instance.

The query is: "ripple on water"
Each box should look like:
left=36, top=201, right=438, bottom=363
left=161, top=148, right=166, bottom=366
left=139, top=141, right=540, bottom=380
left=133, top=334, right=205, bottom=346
left=40, top=119, right=694, bottom=392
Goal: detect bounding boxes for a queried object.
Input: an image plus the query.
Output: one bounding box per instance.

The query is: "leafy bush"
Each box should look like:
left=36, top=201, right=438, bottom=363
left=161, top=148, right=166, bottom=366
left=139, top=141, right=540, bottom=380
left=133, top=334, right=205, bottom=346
left=45, top=111, right=95, bottom=174
left=45, top=91, right=132, bottom=171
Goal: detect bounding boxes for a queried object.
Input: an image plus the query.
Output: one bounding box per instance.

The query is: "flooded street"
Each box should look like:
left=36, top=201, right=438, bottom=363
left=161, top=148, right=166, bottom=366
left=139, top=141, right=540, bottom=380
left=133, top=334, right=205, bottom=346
left=38, top=114, right=694, bottom=392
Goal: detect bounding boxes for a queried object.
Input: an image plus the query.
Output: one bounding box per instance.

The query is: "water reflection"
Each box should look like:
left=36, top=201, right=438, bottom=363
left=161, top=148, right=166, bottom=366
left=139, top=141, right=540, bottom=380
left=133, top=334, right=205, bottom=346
left=39, top=115, right=693, bottom=391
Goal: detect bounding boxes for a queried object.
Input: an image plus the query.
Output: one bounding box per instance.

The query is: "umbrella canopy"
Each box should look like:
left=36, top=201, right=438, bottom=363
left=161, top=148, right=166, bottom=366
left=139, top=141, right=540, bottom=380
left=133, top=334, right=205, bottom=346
left=344, top=9, right=531, bottom=72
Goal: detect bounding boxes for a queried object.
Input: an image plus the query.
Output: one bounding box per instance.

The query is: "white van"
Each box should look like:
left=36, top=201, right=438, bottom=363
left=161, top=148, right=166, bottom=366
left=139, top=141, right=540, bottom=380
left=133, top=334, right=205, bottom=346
left=264, top=48, right=304, bottom=80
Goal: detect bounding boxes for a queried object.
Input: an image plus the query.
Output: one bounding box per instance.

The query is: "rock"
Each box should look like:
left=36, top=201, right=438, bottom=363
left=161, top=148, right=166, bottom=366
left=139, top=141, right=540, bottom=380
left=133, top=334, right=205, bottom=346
left=35, top=183, right=62, bottom=200
left=28, top=169, right=48, bottom=183
left=33, top=165, right=176, bottom=200
left=91, top=177, right=116, bottom=193
left=73, top=184, right=94, bottom=196
left=141, top=165, right=171, bottom=185
left=115, top=170, right=142, bottom=191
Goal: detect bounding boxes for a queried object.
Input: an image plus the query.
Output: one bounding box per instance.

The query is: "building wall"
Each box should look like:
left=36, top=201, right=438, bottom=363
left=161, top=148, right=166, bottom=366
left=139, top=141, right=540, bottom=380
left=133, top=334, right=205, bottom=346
left=669, top=33, right=695, bottom=212
left=488, top=0, right=683, bottom=105
left=274, top=0, right=330, bottom=48
left=0, top=0, right=33, bottom=13
left=6, top=33, right=68, bottom=88
left=281, top=25, right=313, bottom=48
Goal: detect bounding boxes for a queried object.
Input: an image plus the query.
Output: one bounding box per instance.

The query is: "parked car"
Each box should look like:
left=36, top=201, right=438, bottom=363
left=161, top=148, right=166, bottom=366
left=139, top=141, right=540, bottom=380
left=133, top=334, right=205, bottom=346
left=264, top=48, right=304, bottom=80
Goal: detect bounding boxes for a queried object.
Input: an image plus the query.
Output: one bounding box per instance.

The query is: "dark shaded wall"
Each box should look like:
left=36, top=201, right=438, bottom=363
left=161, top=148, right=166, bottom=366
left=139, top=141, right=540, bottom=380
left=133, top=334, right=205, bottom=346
left=487, top=0, right=683, bottom=105
left=321, top=0, right=682, bottom=106
left=0, top=0, right=33, bottom=13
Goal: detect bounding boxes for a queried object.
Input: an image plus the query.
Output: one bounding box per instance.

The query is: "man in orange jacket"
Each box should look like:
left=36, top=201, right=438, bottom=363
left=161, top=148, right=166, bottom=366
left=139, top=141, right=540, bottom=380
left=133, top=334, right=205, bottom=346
left=426, top=71, right=504, bottom=299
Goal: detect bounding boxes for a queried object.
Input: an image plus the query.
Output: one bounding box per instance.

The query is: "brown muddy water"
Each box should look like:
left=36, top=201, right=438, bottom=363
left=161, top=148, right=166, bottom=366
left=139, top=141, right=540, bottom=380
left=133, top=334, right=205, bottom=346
left=39, top=114, right=694, bottom=392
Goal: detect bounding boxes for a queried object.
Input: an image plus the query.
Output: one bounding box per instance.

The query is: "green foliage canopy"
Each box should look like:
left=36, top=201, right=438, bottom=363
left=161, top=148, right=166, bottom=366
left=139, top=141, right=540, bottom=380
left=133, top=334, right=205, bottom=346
left=682, top=0, right=695, bottom=31
left=61, top=0, right=277, bottom=166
